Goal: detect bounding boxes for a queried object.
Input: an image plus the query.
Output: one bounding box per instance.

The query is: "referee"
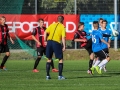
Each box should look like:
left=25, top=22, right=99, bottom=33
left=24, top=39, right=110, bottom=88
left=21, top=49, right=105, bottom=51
left=44, top=15, right=66, bottom=80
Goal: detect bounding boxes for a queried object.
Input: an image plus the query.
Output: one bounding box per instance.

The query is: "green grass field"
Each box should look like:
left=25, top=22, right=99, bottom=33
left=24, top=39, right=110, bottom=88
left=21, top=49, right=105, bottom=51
left=0, top=60, right=120, bottom=90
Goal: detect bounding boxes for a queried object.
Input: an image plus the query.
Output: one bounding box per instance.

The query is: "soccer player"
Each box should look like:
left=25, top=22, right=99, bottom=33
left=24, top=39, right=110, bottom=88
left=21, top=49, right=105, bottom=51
left=93, top=18, right=109, bottom=72
left=0, top=16, right=14, bottom=70
left=73, top=22, right=94, bottom=75
left=91, top=21, right=110, bottom=74
left=32, top=18, right=58, bottom=73
left=44, top=15, right=66, bottom=80
left=98, top=20, right=111, bottom=71
left=98, top=18, right=104, bottom=28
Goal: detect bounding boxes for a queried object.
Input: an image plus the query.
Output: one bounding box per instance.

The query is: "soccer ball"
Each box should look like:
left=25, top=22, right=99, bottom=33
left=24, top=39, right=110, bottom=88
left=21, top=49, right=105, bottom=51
left=112, top=30, right=119, bottom=36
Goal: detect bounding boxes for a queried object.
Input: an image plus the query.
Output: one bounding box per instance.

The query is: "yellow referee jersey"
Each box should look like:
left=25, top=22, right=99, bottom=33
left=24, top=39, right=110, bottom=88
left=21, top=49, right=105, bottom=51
left=46, top=22, right=66, bottom=43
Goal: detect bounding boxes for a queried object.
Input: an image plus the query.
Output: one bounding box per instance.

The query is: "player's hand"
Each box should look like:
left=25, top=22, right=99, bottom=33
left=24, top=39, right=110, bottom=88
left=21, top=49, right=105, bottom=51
left=44, top=41, right=47, bottom=46
left=107, top=43, right=110, bottom=48
left=37, top=42, right=41, bottom=46
left=11, top=40, right=14, bottom=44
left=62, top=46, right=65, bottom=52
left=10, top=39, right=14, bottom=44
left=83, top=39, right=87, bottom=42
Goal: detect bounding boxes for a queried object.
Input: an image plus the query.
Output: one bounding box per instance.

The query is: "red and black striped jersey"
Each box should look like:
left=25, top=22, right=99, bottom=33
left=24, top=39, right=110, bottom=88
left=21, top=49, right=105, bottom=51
left=32, top=26, right=46, bottom=47
left=0, top=24, right=9, bottom=45
left=73, top=30, right=87, bottom=47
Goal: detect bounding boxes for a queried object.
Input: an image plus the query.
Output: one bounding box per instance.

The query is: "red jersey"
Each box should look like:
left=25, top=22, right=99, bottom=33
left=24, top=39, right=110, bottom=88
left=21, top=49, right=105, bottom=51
left=32, top=26, right=46, bottom=47
left=0, top=24, right=9, bottom=45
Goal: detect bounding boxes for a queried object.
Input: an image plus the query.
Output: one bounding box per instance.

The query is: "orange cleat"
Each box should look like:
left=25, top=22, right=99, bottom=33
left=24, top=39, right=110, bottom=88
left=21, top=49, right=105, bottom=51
left=32, top=69, right=39, bottom=72
left=52, top=68, right=59, bottom=72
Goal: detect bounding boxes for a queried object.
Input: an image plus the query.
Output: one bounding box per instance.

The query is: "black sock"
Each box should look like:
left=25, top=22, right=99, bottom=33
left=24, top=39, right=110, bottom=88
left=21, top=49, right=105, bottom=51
left=33, top=57, right=41, bottom=69
left=89, top=59, right=93, bottom=70
left=46, top=62, right=51, bottom=76
left=51, top=59, right=54, bottom=69
left=1, top=55, right=9, bottom=67
left=58, top=63, right=63, bottom=76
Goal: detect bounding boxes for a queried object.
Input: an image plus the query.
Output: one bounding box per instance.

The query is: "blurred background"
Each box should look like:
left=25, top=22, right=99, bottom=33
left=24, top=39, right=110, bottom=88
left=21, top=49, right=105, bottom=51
left=0, top=0, right=120, bottom=60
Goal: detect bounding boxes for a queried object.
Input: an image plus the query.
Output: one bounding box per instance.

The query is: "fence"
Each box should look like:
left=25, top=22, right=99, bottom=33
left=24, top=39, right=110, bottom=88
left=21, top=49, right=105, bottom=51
left=0, top=0, right=120, bottom=51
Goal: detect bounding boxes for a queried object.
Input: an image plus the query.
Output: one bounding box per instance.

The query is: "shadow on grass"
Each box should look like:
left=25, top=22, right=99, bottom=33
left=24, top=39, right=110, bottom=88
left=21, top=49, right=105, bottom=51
left=106, top=72, right=120, bottom=75
left=76, top=75, right=111, bottom=78
left=67, top=75, right=111, bottom=79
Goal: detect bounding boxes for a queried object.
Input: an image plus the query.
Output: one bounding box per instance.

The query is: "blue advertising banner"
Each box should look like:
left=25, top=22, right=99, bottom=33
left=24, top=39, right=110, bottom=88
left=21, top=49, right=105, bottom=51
left=80, top=14, right=120, bottom=40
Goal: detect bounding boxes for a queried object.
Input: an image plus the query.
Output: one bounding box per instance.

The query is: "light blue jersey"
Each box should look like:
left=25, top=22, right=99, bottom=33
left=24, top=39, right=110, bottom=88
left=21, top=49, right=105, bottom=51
left=99, top=28, right=111, bottom=49
left=92, top=30, right=103, bottom=52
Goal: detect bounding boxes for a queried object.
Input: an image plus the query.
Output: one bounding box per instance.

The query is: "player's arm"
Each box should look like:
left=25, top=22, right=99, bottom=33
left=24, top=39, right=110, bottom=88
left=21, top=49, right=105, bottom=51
left=7, top=30, right=14, bottom=44
left=44, top=31, right=47, bottom=46
left=44, top=24, right=52, bottom=45
left=108, top=30, right=112, bottom=44
left=99, top=33, right=110, bottom=48
left=62, top=27, right=66, bottom=51
left=32, top=29, right=41, bottom=45
left=73, top=33, right=87, bottom=42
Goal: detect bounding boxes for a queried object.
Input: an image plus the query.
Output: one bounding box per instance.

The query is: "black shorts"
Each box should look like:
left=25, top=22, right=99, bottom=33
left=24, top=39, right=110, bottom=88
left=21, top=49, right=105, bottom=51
left=102, top=48, right=109, bottom=57
left=85, top=38, right=92, bottom=48
left=94, top=50, right=107, bottom=61
left=84, top=38, right=93, bottom=55
left=0, top=44, right=9, bottom=53
left=84, top=46, right=93, bottom=55
left=37, top=47, right=46, bottom=56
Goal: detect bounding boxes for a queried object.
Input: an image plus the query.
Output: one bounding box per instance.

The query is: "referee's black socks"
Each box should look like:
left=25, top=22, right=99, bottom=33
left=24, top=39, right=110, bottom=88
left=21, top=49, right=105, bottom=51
left=58, top=63, right=63, bottom=76
left=51, top=59, right=54, bottom=69
left=1, top=55, right=9, bottom=67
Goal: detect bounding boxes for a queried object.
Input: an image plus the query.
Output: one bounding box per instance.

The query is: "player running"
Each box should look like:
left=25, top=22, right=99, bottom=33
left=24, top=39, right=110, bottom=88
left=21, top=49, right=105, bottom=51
left=98, top=20, right=111, bottom=72
left=91, top=21, right=110, bottom=74
left=73, top=22, right=94, bottom=75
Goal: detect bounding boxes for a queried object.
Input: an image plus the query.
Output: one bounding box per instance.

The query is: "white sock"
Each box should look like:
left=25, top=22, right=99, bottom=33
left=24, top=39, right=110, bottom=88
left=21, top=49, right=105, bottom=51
left=93, top=60, right=100, bottom=67
left=98, top=59, right=108, bottom=68
left=100, top=65, right=106, bottom=70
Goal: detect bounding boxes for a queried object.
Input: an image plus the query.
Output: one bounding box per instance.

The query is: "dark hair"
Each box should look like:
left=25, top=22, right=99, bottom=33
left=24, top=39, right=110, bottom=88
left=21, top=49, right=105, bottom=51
left=93, top=21, right=99, bottom=28
left=99, top=18, right=103, bottom=22
left=57, top=15, right=64, bottom=23
left=38, top=18, right=44, bottom=22
left=102, top=20, right=107, bottom=24
left=1, top=16, right=6, bottom=19
left=78, top=22, right=84, bottom=28
left=93, top=21, right=98, bottom=24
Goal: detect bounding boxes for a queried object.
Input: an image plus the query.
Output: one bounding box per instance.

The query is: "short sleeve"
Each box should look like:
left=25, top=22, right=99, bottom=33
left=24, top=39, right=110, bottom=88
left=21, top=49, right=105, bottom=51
left=73, top=32, right=80, bottom=40
left=32, top=28, right=37, bottom=35
left=46, top=24, right=53, bottom=33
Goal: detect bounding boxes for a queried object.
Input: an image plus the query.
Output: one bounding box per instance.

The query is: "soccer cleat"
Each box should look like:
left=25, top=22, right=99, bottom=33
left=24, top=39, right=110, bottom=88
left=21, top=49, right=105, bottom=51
left=90, top=67, right=95, bottom=74
left=58, top=76, right=66, bottom=80
left=0, top=66, right=7, bottom=71
left=52, top=68, right=59, bottom=72
left=46, top=76, right=51, bottom=80
left=32, top=69, right=39, bottom=72
left=95, top=66, right=102, bottom=74
left=87, top=70, right=92, bottom=75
